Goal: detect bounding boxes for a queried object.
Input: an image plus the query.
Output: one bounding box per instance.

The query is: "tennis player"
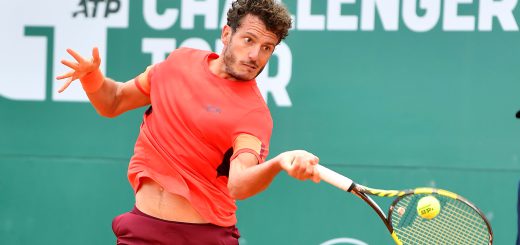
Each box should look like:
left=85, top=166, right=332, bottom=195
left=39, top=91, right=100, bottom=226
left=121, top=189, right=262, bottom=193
left=57, top=0, right=320, bottom=244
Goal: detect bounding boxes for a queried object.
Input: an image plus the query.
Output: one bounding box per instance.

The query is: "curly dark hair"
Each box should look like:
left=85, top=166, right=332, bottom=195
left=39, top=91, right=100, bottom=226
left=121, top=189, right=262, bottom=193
left=227, top=0, right=292, bottom=43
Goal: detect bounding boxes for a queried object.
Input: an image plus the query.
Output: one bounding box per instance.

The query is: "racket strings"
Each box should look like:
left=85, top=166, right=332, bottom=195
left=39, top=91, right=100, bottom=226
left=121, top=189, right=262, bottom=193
left=400, top=198, right=488, bottom=244
left=395, top=205, right=485, bottom=244
left=391, top=194, right=490, bottom=244
left=408, top=201, right=488, bottom=244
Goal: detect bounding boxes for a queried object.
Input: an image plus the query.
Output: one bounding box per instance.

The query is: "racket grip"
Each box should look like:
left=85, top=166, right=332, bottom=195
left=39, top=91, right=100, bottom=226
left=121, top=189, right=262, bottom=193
left=316, top=165, right=354, bottom=192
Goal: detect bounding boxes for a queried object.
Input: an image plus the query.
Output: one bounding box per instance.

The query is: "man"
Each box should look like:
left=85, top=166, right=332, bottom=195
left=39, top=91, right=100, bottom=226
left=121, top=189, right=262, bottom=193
left=57, top=0, right=320, bottom=244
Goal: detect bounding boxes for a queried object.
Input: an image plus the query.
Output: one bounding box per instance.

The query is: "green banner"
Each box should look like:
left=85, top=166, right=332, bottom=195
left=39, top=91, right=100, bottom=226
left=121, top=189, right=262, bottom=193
left=1, top=0, right=519, bottom=244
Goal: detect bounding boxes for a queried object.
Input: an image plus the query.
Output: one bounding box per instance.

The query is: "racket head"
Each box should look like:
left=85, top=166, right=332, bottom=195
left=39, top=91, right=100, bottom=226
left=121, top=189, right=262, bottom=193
left=388, top=188, right=493, bottom=245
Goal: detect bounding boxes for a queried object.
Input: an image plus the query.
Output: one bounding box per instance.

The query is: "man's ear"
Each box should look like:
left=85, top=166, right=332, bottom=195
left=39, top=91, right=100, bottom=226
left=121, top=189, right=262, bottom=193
left=221, top=25, right=232, bottom=46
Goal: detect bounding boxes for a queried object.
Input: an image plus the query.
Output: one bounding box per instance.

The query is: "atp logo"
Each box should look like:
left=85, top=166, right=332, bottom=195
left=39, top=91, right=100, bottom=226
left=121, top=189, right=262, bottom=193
left=73, top=0, right=122, bottom=18
left=0, top=0, right=128, bottom=102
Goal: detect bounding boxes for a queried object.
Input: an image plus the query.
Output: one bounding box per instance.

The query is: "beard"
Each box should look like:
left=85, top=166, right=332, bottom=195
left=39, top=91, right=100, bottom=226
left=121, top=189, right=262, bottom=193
left=222, top=44, right=265, bottom=81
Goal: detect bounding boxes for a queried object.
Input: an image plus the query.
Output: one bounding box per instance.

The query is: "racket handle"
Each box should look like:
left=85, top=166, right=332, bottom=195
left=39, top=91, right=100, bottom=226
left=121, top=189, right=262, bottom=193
left=316, top=165, right=354, bottom=192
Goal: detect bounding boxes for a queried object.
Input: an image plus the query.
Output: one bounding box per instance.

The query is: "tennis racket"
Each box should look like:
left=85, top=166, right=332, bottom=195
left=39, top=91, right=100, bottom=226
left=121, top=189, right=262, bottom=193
left=316, top=165, right=493, bottom=245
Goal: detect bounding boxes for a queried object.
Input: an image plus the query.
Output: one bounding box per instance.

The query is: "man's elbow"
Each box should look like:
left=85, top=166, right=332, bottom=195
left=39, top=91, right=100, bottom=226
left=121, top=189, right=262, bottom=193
left=97, top=109, right=118, bottom=118
left=95, top=105, right=123, bottom=118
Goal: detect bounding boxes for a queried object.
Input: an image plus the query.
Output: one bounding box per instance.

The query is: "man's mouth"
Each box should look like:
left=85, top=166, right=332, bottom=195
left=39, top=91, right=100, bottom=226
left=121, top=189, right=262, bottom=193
left=242, top=62, right=257, bottom=70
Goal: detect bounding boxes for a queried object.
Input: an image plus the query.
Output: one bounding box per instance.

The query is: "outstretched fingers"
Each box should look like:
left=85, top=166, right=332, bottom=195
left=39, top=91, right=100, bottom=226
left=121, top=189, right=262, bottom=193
left=56, top=70, right=75, bottom=80
left=61, top=59, right=79, bottom=70
left=67, top=48, right=87, bottom=63
left=92, top=47, right=101, bottom=65
left=57, top=76, right=77, bottom=93
left=56, top=71, right=77, bottom=93
left=57, top=48, right=100, bottom=93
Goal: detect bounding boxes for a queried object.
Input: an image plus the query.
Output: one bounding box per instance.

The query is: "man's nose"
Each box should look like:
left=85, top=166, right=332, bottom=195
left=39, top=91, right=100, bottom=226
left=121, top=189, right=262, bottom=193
left=248, top=46, right=260, bottom=62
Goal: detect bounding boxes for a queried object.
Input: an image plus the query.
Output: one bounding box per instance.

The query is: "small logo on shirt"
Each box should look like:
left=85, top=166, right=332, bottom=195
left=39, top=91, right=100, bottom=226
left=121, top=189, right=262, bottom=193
left=205, top=104, right=221, bottom=114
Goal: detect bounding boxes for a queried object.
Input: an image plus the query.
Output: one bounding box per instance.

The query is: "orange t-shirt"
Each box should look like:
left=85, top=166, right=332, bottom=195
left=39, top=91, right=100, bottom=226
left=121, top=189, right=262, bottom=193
left=127, top=47, right=273, bottom=227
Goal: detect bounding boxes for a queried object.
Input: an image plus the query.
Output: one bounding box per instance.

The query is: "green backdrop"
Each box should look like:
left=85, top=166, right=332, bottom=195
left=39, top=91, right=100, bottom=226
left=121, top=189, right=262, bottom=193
left=1, top=0, right=519, bottom=244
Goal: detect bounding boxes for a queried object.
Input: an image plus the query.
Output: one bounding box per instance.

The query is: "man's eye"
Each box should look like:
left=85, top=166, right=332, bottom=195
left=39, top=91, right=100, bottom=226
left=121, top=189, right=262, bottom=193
left=244, top=37, right=251, bottom=43
left=263, top=46, right=272, bottom=52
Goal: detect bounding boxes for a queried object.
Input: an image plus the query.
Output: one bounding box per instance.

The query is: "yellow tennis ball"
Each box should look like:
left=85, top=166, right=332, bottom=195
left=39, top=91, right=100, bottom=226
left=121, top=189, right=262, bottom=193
left=417, top=195, right=440, bottom=220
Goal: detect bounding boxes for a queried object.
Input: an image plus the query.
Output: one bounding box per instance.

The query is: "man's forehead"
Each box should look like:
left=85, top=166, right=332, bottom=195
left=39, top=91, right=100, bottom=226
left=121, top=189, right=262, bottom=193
left=237, top=15, right=278, bottom=43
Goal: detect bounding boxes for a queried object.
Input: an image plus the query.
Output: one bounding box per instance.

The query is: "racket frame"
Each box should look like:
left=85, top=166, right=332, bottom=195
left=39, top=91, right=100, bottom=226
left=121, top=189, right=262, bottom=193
left=316, top=165, right=494, bottom=245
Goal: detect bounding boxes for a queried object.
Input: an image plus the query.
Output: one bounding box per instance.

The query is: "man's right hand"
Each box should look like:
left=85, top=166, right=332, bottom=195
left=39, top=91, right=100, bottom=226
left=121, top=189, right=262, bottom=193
left=56, top=47, right=101, bottom=93
left=278, top=150, right=321, bottom=183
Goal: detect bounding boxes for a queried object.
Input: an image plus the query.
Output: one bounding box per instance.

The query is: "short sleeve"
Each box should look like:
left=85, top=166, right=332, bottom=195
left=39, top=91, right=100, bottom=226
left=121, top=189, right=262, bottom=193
left=134, top=65, right=154, bottom=96
left=231, top=108, right=273, bottom=163
left=141, top=49, right=182, bottom=96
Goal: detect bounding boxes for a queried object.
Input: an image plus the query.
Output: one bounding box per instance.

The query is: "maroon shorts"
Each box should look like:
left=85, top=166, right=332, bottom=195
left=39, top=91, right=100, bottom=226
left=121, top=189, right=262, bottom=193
left=112, top=207, right=240, bottom=245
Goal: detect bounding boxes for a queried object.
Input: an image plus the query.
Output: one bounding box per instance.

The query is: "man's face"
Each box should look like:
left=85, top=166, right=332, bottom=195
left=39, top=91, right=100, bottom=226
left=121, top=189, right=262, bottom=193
left=222, top=14, right=279, bottom=81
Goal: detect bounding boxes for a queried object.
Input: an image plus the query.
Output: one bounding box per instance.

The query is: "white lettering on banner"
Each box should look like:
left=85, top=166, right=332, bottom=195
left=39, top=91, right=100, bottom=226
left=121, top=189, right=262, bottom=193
left=143, top=0, right=179, bottom=30
left=142, top=0, right=286, bottom=31
left=181, top=0, right=219, bottom=29
left=219, top=0, right=234, bottom=28
left=327, top=0, right=358, bottom=30
left=402, top=0, right=441, bottom=32
left=141, top=38, right=293, bottom=106
left=179, top=38, right=213, bottom=51
left=296, top=0, right=326, bottom=30
left=443, top=0, right=475, bottom=31
left=142, top=38, right=177, bottom=64
left=360, top=0, right=399, bottom=31
left=479, top=0, right=519, bottom=31
left=144, top=0, right=231, bottom=30
left=1, top=0, right=519, bottom=105
left=257, top=42, right=293, bottom=106
left=291, top=0, right=518, bottom=31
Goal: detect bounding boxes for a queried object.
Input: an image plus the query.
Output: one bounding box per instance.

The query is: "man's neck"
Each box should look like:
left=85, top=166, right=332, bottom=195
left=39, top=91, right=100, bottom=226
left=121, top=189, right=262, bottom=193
left=208, top=55, right=236, bottom=81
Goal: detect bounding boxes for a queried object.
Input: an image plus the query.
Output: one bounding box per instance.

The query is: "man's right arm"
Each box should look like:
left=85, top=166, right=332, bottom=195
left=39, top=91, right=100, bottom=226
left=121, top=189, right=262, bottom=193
left=83, top=67, right=151, bottom=118
left=57, top=47, right=151, bottom=117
